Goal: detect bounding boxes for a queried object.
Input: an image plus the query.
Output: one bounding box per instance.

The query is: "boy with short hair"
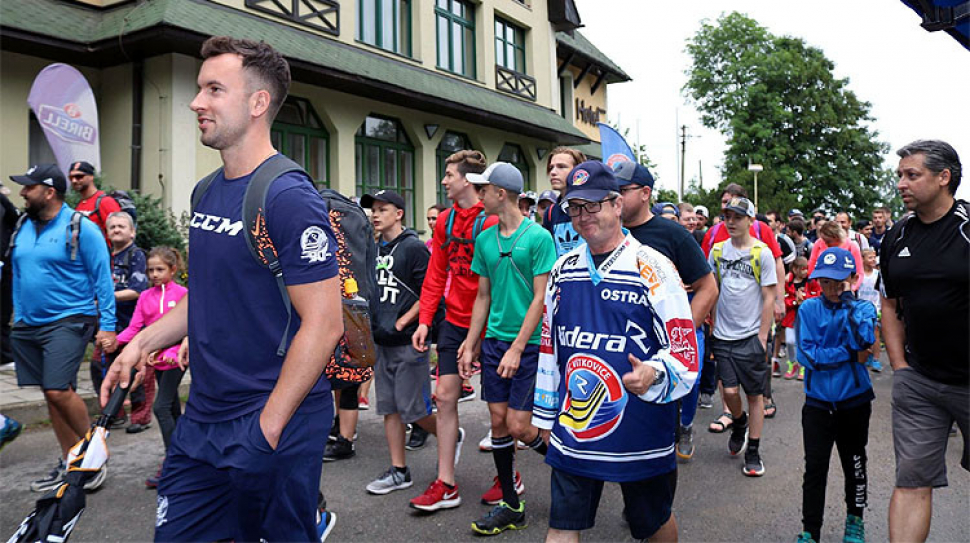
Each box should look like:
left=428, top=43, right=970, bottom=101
left=362, top=190, right=437, bottom=495
left=459, top=163, right=557, bottom=534
left=708, top=197, right=777, bottom=477
left=796, top=247, right=877, bottom=543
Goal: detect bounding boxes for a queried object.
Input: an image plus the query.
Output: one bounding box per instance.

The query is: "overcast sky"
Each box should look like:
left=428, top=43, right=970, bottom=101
left=574, top=0, right=970, bottom=202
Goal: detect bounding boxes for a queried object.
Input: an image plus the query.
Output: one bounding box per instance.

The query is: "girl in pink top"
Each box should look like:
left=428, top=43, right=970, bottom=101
left=116, top=247, right=187, bottom=488
left=807, top=221, right=865, bottom=291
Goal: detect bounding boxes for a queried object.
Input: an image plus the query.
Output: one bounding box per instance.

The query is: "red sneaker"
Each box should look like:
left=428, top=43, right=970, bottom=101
left=409, top=479, right=461, bottom=512
left=480, top=471, right=525, bottom=505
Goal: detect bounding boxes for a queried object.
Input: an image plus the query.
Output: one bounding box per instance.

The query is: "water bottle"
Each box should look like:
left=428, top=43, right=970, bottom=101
left=342, top=278, right=377, bottom=368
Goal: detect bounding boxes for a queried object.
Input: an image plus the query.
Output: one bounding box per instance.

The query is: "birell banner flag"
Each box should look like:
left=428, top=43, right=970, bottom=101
left=597, top=123, right=636, bottom=170
left=27, top=63, right=101, bottom=178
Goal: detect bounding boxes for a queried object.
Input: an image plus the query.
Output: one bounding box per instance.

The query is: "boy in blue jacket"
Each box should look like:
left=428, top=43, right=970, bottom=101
left=796, top=247, right=877, bottom=543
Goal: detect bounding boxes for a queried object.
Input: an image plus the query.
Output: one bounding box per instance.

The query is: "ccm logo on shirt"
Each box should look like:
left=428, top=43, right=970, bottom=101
left=190, top=212, right=244, bottom=236
left=557, top=320, right=650, bottom=354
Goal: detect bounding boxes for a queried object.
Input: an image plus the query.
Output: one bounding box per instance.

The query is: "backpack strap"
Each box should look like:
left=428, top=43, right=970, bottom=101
left=241, top=154, right=307, bottom=357
left=5, top=214, right=28, bottom=259
left=711, top=241, right=724, bottom=284
left=442, top=208, right=487, bottom=250
left=68, top=211, right=84, bottom=261
left=92, top=193, right=105, bottom=223
left=496, top=221, right=535, bottom=291
left=191, top=169, right=223, bottom=214
left=472, top=211, right=487, bottom=239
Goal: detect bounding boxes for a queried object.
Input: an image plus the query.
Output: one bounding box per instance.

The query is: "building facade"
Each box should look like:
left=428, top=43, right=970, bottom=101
left=1, top=0, right=627, bottom=230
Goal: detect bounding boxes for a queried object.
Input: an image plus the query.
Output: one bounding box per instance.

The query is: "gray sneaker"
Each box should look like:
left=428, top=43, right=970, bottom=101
left=366, top=466, right=413, bottom=495
left=83, top=463, right=108, bottom=491
left=698, top=393, right=714, bottom=409
left=31, top=458, right=66, bottom=492
left=676, top=425, right=694, bottom=463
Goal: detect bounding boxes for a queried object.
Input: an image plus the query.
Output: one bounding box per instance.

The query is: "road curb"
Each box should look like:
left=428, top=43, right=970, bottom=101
left=3, top=382, right=192, bottom=427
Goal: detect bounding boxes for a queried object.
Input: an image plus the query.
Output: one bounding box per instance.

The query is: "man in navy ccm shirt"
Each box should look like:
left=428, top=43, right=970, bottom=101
left=102, top=37, right=343, bottom=541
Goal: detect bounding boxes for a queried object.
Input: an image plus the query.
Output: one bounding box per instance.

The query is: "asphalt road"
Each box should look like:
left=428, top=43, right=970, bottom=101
left=2, top=364, right=967, bottom=542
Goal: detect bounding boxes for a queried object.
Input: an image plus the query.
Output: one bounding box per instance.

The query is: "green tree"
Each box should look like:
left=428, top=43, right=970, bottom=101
left=684, top=12, right=889, bottom=215
left=654, top=188, right=680, bottom=205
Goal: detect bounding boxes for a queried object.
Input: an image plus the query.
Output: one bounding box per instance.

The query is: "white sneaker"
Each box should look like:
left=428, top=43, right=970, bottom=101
left=479, top=430, right=493, bottom=452
left=454, top=428, right=466, bottom=467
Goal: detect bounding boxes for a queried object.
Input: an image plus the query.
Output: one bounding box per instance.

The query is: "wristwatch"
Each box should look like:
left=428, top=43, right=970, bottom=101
left=652, top=365, right=666, bottom=388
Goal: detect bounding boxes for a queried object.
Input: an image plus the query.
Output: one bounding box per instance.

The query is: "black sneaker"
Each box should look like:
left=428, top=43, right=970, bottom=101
left=743, top=448, right=765, bottom=477
left=323, top=435, right=355, bottom=462
left=728, top=413, right=749, bottom=457
left=406, top=425, right=429, bottom=451
left=459, top=385, right=476, bottom=403
left=471, top=501, right=527, bottom=535
left=328, top=418, right=340, bottom=443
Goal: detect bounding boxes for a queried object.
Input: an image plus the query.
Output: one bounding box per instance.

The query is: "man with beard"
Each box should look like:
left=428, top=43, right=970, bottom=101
left=8, top=163, right=116, bottom=492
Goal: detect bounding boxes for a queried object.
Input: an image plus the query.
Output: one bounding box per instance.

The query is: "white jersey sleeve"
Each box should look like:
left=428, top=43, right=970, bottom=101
left=532, top=257, right=562, bottom=429
left=634, top=247, right=699, bottom=404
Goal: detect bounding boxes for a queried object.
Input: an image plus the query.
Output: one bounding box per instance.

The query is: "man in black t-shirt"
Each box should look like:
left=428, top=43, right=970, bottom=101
left=881, top=140, right=968, bottom=543
left=614, top=161, right=718, bottom=463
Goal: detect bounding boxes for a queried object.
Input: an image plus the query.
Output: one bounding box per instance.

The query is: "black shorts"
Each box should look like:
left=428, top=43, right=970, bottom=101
left=435, top=320, right=468, bottom=377
left=712, top=335, right=767, bottom=396
left=549, top=468, right=677, bottom=539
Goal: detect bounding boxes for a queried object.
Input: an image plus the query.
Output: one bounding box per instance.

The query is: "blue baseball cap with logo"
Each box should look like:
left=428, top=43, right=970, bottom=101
left=810, top=247, right=856, bottom=281
left=564, top=161, right=618, bottom=202
left=612, top=160, right=655, bottom=188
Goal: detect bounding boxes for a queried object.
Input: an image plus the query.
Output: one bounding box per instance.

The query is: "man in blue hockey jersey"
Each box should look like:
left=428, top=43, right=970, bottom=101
left=533, top=162, right=698, bottom=542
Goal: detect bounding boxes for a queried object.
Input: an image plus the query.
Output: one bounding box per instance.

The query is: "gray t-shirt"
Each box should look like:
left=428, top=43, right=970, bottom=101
left=709, top=240, right=778, bottom=340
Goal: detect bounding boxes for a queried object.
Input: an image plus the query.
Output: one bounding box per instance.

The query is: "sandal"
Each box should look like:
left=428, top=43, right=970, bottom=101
left=708, top=412, right=734, bottom=433
left=764, top=400, right=777, bottom=419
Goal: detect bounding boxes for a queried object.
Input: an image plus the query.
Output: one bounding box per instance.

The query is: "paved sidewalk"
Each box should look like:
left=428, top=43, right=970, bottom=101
left=0, top=363, right=191, bottom=425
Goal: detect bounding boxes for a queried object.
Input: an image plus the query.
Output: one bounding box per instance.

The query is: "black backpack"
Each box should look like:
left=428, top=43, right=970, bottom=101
left=191, top=154, right=307, bottom=356
left=317, top=188, right=379, bottom=319
left=94, top=190, right=138, bottom=225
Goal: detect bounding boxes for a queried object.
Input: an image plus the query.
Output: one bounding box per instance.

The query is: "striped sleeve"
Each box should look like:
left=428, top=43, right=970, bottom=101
left=532, top=260, right=561, bottom=429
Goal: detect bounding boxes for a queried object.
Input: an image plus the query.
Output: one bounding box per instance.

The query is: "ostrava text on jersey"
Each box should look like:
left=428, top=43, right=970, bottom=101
left=533, top=234, right=698, bottom=482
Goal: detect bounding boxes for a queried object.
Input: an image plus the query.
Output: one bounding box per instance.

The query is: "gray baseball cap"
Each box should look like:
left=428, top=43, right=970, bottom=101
left=467, top=162, right=523, bottom=194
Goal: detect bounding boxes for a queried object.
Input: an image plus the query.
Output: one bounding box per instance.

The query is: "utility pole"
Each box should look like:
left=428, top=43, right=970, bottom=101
left=679, top=125, right=687, bottom=201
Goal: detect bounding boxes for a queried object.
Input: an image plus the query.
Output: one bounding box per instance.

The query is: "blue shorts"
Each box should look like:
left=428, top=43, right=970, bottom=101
left=549, top=467, right=677, bottom=539
left=154, top=404, right=331, bottom=542
left=480, top=338, right=539, bottom=411
left=435, top=321, right=467, bottom=376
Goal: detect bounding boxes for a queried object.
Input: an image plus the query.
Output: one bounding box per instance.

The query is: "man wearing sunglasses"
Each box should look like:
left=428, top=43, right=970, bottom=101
left=534, top=161, right=697, bottom=543
left=71, top=161, right=120, bottom=248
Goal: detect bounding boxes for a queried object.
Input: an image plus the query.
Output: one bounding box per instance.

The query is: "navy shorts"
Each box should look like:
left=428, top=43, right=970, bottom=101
left=549, top=468, right=677, bottom=539
left=11, top=315, right=96, bottom=391
left=435, top=320, right=467, bottom=376
left=154, top=404, right=331, bottom=542
left=480, top=338, right=539, bottom=411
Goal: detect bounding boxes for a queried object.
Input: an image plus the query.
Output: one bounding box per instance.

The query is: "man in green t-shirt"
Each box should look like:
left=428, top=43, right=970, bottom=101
left=458, top=162, right=557, bottom=535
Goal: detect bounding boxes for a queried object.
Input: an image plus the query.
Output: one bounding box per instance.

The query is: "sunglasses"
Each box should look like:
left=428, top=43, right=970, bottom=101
left=69, top=174, right=89, bottom=180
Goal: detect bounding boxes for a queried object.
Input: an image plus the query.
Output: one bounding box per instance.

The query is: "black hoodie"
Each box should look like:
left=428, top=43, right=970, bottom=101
left=373, top=228, right=429, bottom=346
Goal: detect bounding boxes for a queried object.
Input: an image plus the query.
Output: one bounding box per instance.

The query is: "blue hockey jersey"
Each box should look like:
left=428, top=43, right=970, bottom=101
left=533, top=234, right=698, bottom=482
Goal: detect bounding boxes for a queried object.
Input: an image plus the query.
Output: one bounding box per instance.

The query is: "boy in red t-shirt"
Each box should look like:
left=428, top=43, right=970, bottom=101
left=410, top=150, right=497, bottom=512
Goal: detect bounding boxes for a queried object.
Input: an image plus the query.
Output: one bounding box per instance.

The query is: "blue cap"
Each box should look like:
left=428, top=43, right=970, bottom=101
left=658, top=202, right=679, bottom=217
left=538, top=189, right=558, bottom=204
left=810, top=247, right=856, bottom=281
left=564, top=161, right=618, bottom=202
left=612, top=160, right=655, bottom=188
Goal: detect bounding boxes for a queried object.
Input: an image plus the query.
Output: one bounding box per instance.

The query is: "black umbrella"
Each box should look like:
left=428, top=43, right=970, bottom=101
left=7, top=371, right=134, bottom=543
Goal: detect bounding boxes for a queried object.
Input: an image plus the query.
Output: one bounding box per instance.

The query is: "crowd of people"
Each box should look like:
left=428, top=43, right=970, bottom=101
left=0, top=36, right=966, bottom=543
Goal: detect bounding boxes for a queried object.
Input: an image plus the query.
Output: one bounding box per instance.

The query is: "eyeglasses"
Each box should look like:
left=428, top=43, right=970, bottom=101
left=563, top=198, right=615, bottom=217
left=69, top=174, right=88, bottom=180
left=619, top=185, right=643, bottom=194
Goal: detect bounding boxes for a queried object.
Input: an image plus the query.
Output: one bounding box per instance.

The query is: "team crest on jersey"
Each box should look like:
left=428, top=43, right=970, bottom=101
left=559, top=354, right=627, bottom=441
left=300, top=226, right=331, bottom=263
